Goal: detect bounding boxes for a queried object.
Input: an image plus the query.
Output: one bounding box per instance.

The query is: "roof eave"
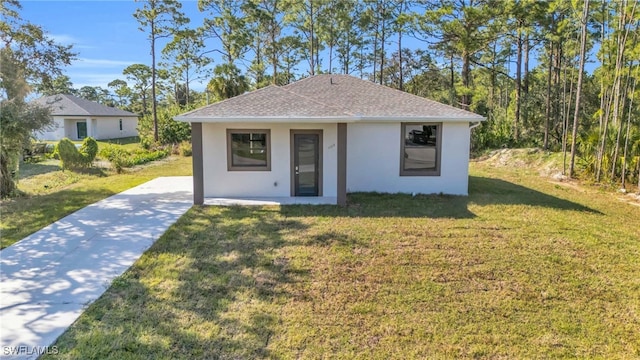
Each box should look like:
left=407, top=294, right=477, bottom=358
left=174, top=116, right=358, bottom=123
left=174, top=115, right=486, bottom=123
left=356, top=116, right=486, bottom=122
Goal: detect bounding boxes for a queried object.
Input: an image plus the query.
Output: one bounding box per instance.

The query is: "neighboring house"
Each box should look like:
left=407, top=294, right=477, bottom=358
left=33, top=94, right=138, bottom=141
left=175, top=74, right=485, bottom=205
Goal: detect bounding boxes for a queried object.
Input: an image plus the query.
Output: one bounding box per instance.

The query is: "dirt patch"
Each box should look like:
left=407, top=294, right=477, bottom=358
left=475, top=148, right=640, bottom=206
left=619, top=191, right=640, bottom=206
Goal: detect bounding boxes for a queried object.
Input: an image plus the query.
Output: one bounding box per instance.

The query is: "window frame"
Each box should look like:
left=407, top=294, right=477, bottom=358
left=400, top=122, right=442, bottom=177
left=226, top=129, right=271, bottom=171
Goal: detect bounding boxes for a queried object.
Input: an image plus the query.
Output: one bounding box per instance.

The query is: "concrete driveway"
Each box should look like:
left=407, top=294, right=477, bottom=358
left=0, top=177, right=193, bottom=359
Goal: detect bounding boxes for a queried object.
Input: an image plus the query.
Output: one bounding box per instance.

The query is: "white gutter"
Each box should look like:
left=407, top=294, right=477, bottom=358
left=469, top=121, right=482, bottom=129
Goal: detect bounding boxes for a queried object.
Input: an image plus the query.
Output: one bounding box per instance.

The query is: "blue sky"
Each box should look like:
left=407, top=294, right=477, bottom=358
left=21, top=0, right=210, bottom=91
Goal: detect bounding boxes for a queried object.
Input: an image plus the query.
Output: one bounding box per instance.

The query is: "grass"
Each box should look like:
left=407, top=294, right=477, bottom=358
left=42, top=160, right=640, bottom=359
left=0, top=156, right=192, bottom=249
left=95, top=136, right=142, bottom=152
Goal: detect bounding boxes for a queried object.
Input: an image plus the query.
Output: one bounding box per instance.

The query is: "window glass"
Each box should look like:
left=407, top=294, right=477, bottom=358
left=401, top=123, right=440, bottom=176
left=227, top=130, right=270, bottom=170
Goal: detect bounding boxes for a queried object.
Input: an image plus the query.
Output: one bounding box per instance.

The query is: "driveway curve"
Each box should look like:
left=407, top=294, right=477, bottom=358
left=0, top=177, right=193, bottom=359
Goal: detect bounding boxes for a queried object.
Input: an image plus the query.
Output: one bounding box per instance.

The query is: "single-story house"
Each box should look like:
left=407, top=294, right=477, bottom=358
left=175, top=74, right=485, bottom=206
left=33, top=94, right=138, bottom=141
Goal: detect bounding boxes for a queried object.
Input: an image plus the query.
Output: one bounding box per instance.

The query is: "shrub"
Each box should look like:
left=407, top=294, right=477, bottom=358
left=99, top=144, right=170, bottom=173
left=55, top=137, right=98, bottom=170
left=55, top=138, right=80, bottom=170
left=99, top=144, right=128, bottom=173
left=79, top=137, right=98, bottom=164
left=140, top=136, right=153, bottom=150
left=179, top=141, right=192, bottom=157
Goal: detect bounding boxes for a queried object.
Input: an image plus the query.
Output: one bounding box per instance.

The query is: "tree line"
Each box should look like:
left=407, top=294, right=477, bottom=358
left=4, top=0, right=640, bottom=193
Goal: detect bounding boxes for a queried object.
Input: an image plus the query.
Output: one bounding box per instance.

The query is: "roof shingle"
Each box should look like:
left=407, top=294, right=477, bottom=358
left=176, top=74, right=484, bottom=122
left=33, top=94, right=137, bottom=117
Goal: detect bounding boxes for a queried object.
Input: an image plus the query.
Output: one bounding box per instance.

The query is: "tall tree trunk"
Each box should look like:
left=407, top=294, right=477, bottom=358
left=490, top=41, right=497, bottom=108
left=553, top=43, right=562, bottom=143
left=544, top=41, right=553, bottom=150
left=522, top=32, right=530, bottom=128
left=271, top=29, right=278, bottom=84
left=609, top=1, right=637, bottom=180
left=151, top=21, right=158, bottom=142
left=461, top=50, right=471, bottom=109
left=0, top=153, right=17, bottom=198
left=621, top=77, right=636, bottom=188
left=514, top=26, right=522, bottom=143
left=379, top=7, right=385, bottom=85
left=598, top=0, right=607, bottom=132
left=372, top=28, right=378, bottom=83
left=569, top=0, right=590, bottom=178
left=309, top=1, right=315, bottom=76
left=523, top=33, right=530, bottom=94
left=597, top=1, right=636, bottom=181
left=398, top=28, right=403, bottom=90
left=563, top=63, right=576, bottom=175
left=450, top=54, right=455, bottom=106
left=185, top=59, right=190, bottom=106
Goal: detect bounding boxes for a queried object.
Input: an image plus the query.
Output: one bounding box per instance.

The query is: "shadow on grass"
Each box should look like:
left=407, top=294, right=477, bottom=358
left=74, top=166, right=109, bottom=177
left=468, top=176, right=601, bottom=213
left=45, top=205, right=340, bottom=359
left=18, top=162, right=61, bottom=178
left=278, top=175, right=600, bottom=220
left=1, top=188, right=118, bottom=249
left=18, top=161, right=109, bottom=180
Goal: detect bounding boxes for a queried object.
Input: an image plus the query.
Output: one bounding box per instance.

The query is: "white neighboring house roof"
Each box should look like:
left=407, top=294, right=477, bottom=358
left=175, top=74, right=485, bottom=123
left=32, top=94, right=137, bottom=117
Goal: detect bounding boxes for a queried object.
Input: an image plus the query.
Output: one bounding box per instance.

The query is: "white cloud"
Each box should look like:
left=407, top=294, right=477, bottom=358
left=66, top=72, right=128, bottom=89
left=49, top=34, right=97, bottom=50
left=73, top=58, right=139, bottom=68
left=49, top=34, right=79, bottom=45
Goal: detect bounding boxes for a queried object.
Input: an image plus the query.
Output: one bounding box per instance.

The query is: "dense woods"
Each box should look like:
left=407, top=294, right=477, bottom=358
left=4, top=0, right=640, bottom=190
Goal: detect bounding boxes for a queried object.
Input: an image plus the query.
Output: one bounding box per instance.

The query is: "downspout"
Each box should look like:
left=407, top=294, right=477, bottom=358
left=469, top=121, right=483, bottom=155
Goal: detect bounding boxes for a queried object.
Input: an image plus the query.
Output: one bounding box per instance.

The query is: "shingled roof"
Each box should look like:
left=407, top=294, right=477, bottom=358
left=175, top=74, right=484, bottom=123
left=33, top=94, right=137, bottom=117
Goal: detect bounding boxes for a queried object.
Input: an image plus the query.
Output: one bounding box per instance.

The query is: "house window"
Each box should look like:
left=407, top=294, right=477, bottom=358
left=400, top=123, right=441, bottom=176
left=119, top=119, right=123, bottom=131
left=226, top=129, right=271, bottom=171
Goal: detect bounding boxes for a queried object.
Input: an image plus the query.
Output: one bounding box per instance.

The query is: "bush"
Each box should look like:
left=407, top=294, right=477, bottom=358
left=99, top=144, right=169, bottom=173
left=55, top=138, right=79, bottom=170
left=99, top=144, right=129, bottom=173
left=55, top=137, right=98, bottom=170
left=79, top=137, right=98, bottom=163
left=179, top=141, right=192, bottom=157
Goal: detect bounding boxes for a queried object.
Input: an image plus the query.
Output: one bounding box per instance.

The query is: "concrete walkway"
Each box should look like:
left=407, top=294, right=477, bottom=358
left=0, top=177, right=193, bottom=359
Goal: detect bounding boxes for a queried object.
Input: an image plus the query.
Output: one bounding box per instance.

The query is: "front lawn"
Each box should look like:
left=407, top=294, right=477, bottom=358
left=44, top=161, right=640, bottom=359
left=0, top=156, right=192, bottom=249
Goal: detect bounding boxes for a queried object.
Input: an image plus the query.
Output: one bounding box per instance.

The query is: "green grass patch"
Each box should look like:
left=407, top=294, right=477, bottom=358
left=44, top=161, right=640, bottom=359
left=0, top=156, right=192, bottom=249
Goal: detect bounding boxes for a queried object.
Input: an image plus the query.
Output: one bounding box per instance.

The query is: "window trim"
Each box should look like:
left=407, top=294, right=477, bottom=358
left=226, top=129, right=271, bottom=171
left=400, top=122, right=442, bottom=177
